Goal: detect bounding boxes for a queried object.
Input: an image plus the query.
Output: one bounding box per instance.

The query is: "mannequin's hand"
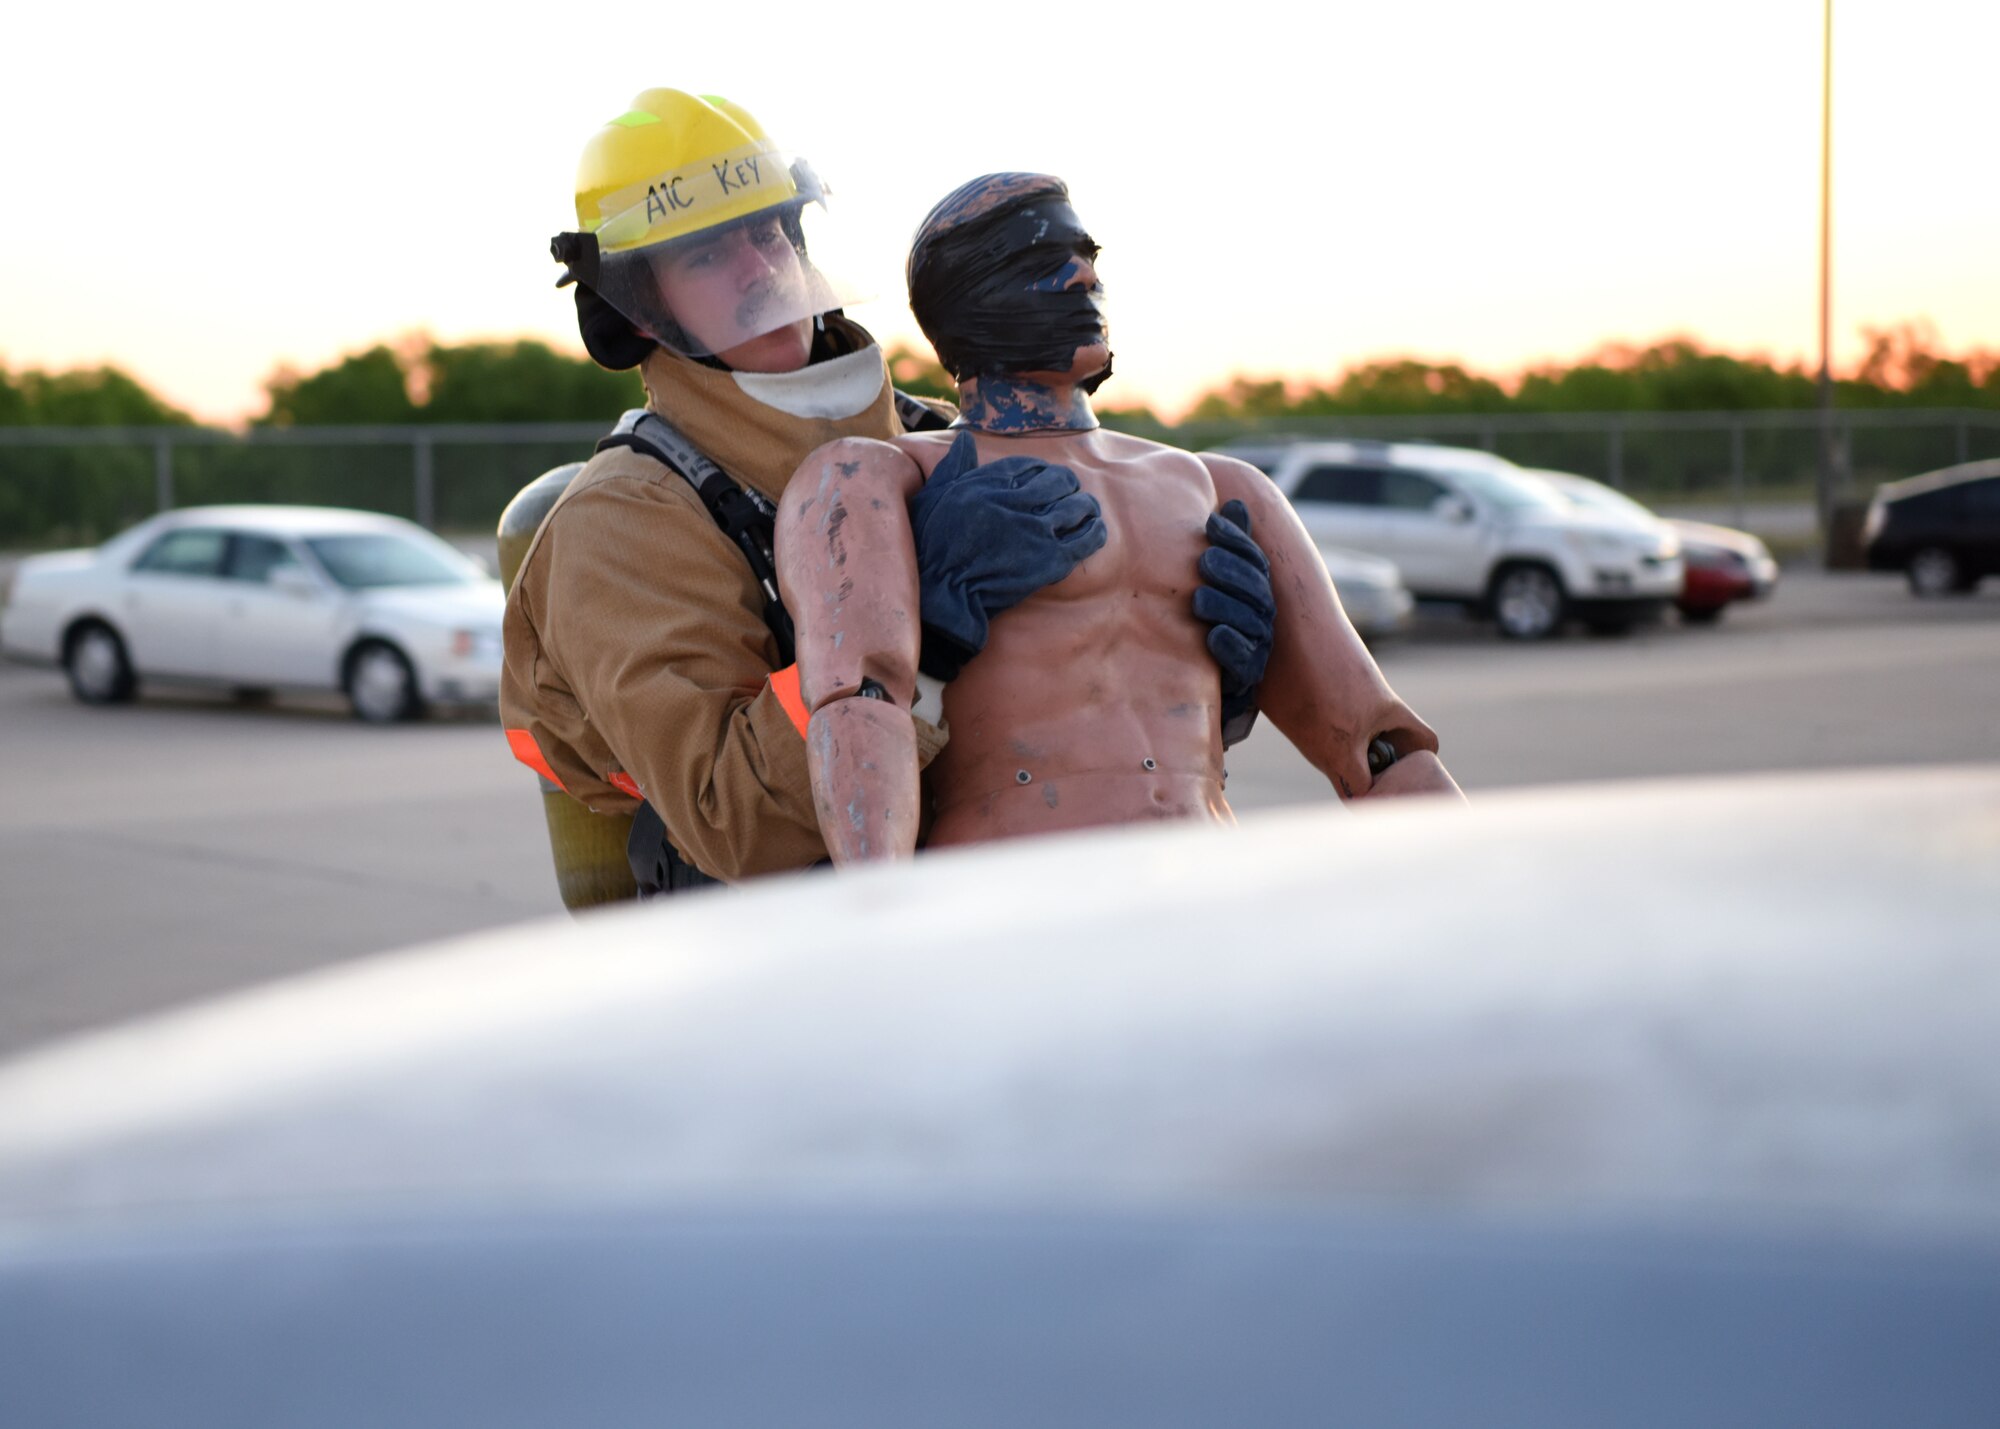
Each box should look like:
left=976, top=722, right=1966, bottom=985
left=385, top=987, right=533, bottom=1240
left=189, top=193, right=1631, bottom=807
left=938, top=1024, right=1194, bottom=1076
left=909, top=430, right=1107, bottom=680
left=1193, top=499, right=1275, bottom=746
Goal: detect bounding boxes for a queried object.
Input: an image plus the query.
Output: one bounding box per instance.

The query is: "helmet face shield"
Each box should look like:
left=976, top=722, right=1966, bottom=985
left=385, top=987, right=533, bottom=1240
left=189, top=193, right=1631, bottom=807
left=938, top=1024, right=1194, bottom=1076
left=584, top=148, right=866, bottom=360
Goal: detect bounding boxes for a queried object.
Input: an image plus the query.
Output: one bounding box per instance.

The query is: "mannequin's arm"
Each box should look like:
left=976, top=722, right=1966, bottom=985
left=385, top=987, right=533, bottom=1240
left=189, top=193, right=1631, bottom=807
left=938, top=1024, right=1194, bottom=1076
left=776, top=437, right=928, bottom=862
left=1201, top=454, right=1465, bottom=803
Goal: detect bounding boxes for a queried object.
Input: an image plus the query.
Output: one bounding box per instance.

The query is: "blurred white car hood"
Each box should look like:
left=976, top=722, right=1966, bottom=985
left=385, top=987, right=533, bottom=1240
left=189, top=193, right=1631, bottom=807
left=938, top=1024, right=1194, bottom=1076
left=352, top=581, right=504, bottom=628
left=15, top=549, right=98, bottom=577
left=1318, top=544, right=1402, bottom=588
left=3, top=765, right=1997, bottom=1233
left=1510, top=512, right=1678, bottom=559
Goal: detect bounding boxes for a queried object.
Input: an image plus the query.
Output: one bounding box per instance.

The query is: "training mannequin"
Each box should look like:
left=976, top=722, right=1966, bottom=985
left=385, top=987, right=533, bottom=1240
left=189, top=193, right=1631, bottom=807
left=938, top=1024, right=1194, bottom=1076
left=775, top=173, right=1462, bottom=863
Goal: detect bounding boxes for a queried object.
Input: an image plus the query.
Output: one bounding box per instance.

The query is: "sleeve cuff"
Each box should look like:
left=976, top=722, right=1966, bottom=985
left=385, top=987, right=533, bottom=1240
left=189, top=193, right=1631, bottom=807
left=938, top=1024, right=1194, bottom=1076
left=918, top=625, right=980, bottom=683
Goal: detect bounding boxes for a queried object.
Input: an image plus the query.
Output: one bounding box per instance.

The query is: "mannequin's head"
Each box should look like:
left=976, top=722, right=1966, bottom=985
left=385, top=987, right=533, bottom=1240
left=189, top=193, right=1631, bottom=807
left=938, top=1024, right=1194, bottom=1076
left=906, top=173, right=1112, bottom=393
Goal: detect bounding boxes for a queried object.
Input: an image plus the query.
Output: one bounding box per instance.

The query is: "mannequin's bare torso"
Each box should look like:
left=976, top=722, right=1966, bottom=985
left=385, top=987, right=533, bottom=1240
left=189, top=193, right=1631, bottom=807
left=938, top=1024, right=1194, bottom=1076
left=898, top=428, right=1230, bottom=844
left=776, top=417, right=1459, bottom=865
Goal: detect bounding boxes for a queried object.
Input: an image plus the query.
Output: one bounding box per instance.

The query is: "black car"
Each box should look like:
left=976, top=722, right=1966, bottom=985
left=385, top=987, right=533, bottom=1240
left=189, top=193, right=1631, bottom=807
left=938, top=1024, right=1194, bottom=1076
left=1862, top=458, right=2000, bottom=595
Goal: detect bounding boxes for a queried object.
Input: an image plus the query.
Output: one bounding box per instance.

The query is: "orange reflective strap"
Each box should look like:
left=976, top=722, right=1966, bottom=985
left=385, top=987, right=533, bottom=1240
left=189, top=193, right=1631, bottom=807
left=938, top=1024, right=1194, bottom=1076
left=606, top=771, right=643, bottom=800
left=770, top=663, right=810, bottom=738
left=506, top=728, right=567, bottom=791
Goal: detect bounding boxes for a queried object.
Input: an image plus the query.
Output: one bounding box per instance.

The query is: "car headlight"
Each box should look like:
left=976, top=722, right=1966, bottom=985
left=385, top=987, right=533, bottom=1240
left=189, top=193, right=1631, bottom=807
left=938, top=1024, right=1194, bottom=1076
left=451, top=628, right=503, bottom=659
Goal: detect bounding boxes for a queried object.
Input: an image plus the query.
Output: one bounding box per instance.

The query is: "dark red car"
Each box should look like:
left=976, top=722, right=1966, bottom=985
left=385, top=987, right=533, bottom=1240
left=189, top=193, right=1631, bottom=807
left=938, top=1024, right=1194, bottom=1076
left=1528, top=470, right=1781, bottom=627
left=1670, top=519, right=1781, bottom=623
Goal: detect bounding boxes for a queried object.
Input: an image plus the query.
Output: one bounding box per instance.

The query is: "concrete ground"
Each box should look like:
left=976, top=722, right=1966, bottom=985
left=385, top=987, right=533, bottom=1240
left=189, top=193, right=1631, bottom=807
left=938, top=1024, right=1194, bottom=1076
left=1, top=566, right=1995, bottom=1058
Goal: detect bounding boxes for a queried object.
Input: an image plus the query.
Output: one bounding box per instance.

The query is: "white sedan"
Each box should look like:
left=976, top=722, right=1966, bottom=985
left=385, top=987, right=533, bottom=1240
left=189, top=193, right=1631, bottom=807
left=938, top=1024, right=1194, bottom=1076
left=0, top=506, right=504, bottom=722
left=1320, top=544, right=1414, bottom=640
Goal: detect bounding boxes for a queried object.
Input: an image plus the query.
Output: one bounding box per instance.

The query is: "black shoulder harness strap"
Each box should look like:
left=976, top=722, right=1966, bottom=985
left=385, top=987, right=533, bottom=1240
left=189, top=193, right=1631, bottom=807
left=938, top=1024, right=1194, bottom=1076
left=593, top=394, right=943, bottom=897
left=596, top=409, right=796, bottom=666
left=594, top=391, right=949, bottom=665
left=893, top=389, right=953, bottom=432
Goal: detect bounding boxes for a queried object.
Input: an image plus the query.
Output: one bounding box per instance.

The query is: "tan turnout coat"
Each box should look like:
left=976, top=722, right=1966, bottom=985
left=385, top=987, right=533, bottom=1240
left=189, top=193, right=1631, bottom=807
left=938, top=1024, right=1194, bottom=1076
left=501, top=325, right=946, bottom=881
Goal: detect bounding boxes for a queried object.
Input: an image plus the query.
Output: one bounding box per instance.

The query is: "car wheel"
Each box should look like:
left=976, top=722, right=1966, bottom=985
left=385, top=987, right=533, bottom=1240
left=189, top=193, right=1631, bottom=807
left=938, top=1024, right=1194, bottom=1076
left=64, top=622, right=137, bottom=705
left=1679, top=605, right=1725, bottom=626
left=1906, top=547, right=1964, bottom=598
left=1490, top=564, right=1565, bottom=640
left=345, top=641, right=423, bottom=724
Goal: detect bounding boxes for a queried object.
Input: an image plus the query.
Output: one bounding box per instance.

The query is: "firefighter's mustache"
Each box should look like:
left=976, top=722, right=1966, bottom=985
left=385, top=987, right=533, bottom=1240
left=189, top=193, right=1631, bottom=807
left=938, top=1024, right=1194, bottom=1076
left=736, top=275, right=804, bottom=333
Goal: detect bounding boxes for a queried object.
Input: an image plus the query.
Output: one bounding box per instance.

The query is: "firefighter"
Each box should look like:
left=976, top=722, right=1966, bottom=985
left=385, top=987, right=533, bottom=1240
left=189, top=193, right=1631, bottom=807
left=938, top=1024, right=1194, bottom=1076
left=502, top=90, right=1275, bottom=898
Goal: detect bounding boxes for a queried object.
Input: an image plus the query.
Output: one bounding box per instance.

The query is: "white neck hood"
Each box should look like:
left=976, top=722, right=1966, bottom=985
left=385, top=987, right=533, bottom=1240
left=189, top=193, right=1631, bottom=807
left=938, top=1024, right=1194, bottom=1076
left=730, top=345, right=887, bottom=420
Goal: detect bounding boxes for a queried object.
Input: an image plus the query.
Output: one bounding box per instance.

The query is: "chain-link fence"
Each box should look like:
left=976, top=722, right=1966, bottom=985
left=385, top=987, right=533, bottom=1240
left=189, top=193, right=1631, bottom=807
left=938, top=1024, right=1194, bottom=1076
left=1113, top=407, right=2000, bottom=508
left=0, top=424, right=604, bottom=547
left=5, top=409, right=1999, bottom=547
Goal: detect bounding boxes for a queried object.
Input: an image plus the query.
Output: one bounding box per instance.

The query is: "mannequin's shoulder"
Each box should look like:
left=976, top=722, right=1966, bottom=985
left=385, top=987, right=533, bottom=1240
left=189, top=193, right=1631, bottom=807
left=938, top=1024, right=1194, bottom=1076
left=1083, top=430, right=1224, bottom=496
left=887, top=430, right=961, bottom=480
left=1194, top=448, right=1281, bottom=503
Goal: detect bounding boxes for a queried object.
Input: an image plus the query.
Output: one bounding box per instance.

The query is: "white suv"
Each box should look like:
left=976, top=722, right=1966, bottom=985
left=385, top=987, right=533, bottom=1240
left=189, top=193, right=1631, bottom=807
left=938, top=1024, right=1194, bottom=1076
left=1215, top=440, right=1684, bottom=639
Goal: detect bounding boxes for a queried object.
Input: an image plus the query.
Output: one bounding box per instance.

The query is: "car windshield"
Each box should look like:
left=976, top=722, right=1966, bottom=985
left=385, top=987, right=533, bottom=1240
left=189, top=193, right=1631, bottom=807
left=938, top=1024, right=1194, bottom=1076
left=1433, top=463, right=1572, bottom=513
left=304, top=533, right=478, bottom=589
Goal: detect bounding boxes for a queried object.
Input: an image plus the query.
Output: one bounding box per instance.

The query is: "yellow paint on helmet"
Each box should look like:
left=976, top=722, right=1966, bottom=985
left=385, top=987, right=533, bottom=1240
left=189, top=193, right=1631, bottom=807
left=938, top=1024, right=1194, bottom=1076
left=573, top=89, right=800, bottom=254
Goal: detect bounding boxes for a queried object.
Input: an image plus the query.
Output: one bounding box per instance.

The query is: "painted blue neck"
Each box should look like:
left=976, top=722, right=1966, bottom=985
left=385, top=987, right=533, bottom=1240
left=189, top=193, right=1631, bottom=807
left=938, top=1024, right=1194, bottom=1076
left=954, top=376, right=1098, bottom=433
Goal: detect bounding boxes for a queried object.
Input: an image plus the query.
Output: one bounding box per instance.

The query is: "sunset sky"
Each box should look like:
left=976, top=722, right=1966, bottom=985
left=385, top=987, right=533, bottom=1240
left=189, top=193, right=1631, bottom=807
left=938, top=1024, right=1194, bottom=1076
left=4, top=0, right=1995, bottom=423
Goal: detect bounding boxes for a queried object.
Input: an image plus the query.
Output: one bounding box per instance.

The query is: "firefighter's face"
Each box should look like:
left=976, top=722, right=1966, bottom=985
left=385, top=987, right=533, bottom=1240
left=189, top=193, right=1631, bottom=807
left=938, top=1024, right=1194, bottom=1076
left=655, top=215, right=814, bottom=373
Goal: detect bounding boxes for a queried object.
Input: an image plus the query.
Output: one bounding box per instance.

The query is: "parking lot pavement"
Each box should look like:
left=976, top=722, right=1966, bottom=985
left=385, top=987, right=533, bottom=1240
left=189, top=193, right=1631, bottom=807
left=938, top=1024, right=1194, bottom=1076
left=1217, top=567, right=2000, bottom=809
left=0, top=673, right=561, bottom=1055
left=2, top=567, right=1995, bottom=1058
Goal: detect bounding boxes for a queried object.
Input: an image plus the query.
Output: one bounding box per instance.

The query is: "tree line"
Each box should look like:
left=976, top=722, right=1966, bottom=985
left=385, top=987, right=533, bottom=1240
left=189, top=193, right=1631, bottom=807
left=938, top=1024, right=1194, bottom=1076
left=6, top=326, right=1996, bottom=546
left=1175, top=324, right=2000, bottom=425
left=0, top=338, right=645, bottom=430
left=0, top=365, right=195, bottom=427
left=7, top=321, right=1999, bottom=432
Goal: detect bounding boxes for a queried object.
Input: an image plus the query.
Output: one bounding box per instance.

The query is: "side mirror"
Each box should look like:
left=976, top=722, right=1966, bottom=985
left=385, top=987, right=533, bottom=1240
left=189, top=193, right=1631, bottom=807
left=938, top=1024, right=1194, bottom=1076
left=1433, top=494, right=1475, bottom=523
left=270, top=565, right=320, bottom=597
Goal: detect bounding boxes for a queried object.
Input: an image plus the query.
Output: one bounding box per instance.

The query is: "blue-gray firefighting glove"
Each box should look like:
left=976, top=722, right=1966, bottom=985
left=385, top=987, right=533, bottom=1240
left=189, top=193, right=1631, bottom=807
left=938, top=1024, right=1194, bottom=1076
left=1194, top=499, right=1275, bottom=747
left=910, top=429, right=1107, bottom=681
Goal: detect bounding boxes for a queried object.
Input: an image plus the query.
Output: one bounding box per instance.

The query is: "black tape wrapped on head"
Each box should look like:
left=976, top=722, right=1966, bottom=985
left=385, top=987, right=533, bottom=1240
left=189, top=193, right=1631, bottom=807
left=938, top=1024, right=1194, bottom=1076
left=906, top=173, right=1112, bottom=394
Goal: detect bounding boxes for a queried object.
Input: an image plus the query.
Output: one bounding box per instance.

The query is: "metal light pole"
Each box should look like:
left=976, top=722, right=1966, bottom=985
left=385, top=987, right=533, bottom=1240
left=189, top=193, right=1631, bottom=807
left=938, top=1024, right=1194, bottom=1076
left=1816, top=0, right=1836, bottom=530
